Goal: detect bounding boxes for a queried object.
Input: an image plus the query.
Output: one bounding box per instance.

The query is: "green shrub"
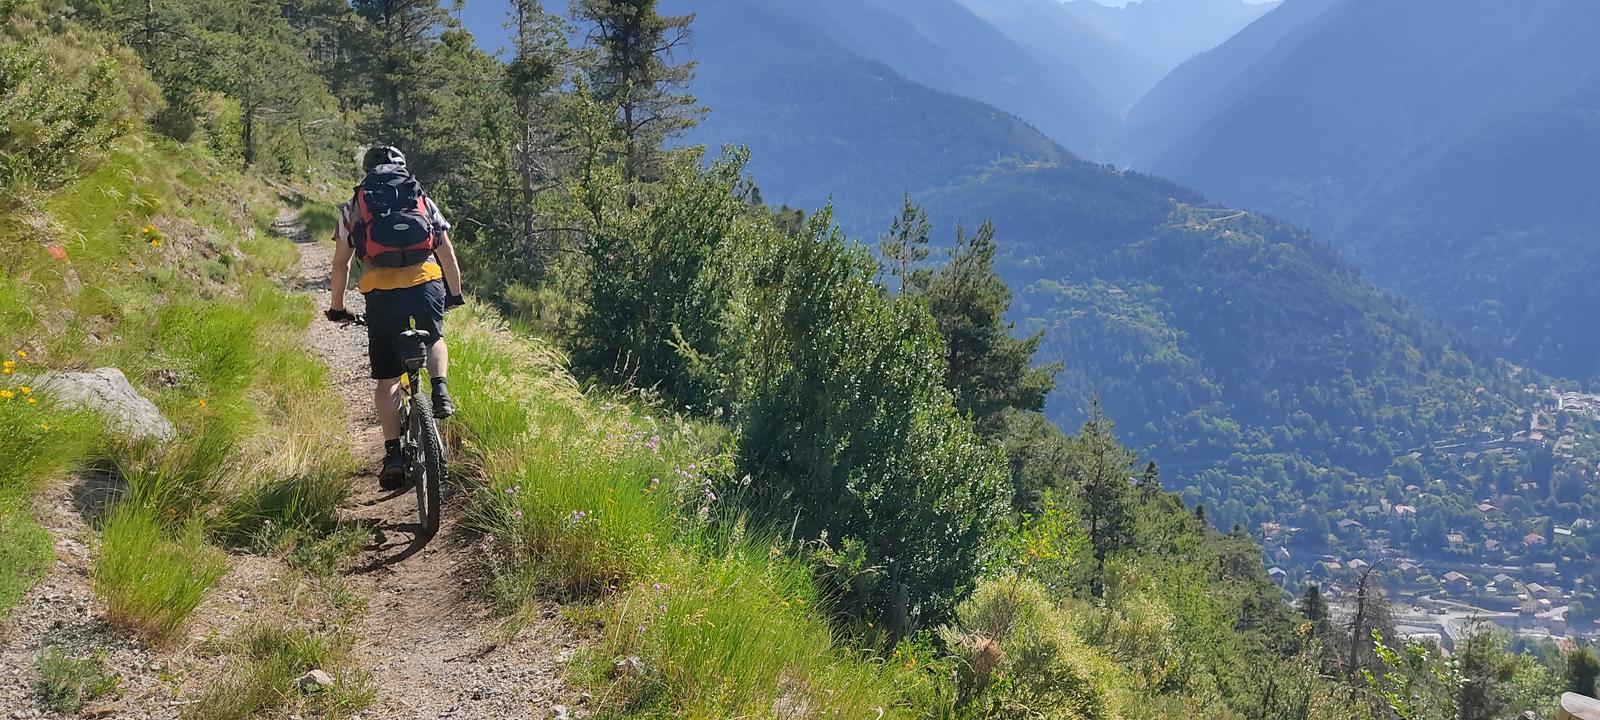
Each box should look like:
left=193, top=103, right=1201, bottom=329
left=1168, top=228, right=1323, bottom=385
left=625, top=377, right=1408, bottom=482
left=946, top=576, right=1129, bottom=720
left=0, top=378, right=100, bottom=614
left=736, top=211, right=1010, bottom=625
left=93, top=505, right=227, bottom=644
left=34, top=647, right=120, bottom=714
left=573, top=151, right=755, bottom=413
left=0, top=6, right=148, bottom=201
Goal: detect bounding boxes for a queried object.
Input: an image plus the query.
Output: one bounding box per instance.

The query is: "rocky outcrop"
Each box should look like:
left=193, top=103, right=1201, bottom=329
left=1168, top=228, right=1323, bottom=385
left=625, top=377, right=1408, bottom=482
left=35, top=368, right=174, bottom=443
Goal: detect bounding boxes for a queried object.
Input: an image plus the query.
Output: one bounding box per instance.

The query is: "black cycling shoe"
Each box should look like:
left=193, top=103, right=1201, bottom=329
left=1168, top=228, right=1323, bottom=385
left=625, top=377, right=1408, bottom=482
left=379, top=450, right=409, bottom=491
left=432, top=386, right=455, bottom=419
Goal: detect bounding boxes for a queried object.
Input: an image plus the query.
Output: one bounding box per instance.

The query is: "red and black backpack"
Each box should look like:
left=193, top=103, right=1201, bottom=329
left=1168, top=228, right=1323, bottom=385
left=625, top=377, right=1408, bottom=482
left=350, top=166, right=437, bottom=267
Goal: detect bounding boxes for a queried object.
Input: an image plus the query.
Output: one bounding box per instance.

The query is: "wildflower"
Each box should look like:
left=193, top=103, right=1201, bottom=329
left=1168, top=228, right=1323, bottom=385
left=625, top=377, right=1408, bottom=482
left=40, top=423, right=49, bottom=431
left=14, top=350, right=25, bottom=359
left=196, top=398, right=207, bottom=408
left=0, top=390, right=12, bottom=399
left=704, top=491, right=717, bottom=503
left=142, top=224, right=155, bottom=234
left=637, top=625, right=647, bottom=635
left=652, top=582, right=664, bottom=591
left=658, top=604, right=667, bottom=613
left=150, top=238, right=161, bottom=248
left=781, top=600, right=790, bottom=608
left=514, top=510, right=523, bottom=519
left=27, top=397, right=37, bottom=405
left=18, top=386, right=30, bottom=395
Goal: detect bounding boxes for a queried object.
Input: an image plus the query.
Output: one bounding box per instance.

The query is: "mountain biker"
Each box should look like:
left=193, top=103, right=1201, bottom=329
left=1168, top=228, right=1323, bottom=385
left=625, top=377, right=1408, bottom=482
left=325, top=146, right=465, bottom=490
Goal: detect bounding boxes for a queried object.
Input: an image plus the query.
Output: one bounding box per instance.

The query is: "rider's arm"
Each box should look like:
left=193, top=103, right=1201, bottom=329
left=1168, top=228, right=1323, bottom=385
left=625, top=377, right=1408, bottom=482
left=435, top=231, right=464, bottom=299
left=330, top=231, right=354, bottom=311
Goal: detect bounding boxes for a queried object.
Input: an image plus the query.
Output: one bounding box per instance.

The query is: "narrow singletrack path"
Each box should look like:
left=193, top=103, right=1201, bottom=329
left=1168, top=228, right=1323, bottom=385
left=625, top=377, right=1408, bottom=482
left=291, top=210, right=579, bottom=720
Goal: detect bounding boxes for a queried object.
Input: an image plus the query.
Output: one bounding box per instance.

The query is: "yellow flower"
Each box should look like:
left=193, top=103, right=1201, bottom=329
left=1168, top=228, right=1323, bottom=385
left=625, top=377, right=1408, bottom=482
left=197, top=398, right=207, bottom=408
left=14, top=349, right=25, bottom=358
left=150, top=238, right=161, bottom=248
left=40, top=423, right=49, bottom=431
left=19, top=386, right=30, bottom=395
left=26, top=397, right=37, bottom=405
left=142, top=224, right=155, bottom=234
left=0, top=390, right=12, bottom=399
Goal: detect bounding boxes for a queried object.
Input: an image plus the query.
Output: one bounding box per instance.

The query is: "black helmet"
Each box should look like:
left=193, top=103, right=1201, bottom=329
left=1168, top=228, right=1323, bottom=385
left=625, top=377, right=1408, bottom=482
left=361, top=145, right=406, bottom=172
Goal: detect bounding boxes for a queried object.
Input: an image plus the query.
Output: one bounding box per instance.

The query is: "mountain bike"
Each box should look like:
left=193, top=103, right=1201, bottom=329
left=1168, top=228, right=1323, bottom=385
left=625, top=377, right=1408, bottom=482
left=336, top=314, right=445, bottom=536
left=395, top=327, right=445, bottom=536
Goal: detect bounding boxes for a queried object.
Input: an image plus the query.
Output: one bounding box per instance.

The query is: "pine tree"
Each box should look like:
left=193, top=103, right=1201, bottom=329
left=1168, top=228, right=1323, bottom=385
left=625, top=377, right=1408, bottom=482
left=879, top=194, right=929, bottom=294
left=1139, top=461, right=1161, bottom=502
left=349, top=0, right=448, bottom=149
left=1070, top=398, right=1137, bottom=598
left=575, top=0, right=700, bottom=186
left=1299, top=584, right=1328, bottom=632
left=919, top=220, right=1061, bottom=434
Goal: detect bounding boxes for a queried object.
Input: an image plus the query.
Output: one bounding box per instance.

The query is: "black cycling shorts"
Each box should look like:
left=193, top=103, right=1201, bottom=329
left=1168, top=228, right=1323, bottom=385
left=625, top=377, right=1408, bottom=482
left=364, top=280, right=445, bottom=380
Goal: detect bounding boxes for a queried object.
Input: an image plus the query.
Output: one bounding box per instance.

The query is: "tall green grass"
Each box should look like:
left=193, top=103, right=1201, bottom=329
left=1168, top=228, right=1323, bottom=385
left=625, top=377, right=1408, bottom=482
left=449, top=307, right=927, bottom=717
left=93, top=505, right=228, bottom=644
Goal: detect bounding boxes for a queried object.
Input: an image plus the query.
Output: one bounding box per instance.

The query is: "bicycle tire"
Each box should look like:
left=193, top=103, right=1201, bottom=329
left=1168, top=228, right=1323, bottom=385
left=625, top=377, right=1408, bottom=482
left=410, top=390, right=446, bottom=536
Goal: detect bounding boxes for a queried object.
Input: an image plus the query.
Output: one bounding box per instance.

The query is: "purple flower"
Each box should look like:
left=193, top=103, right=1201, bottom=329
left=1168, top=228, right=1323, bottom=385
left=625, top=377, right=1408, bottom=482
left=637, top=624, right=647, bottom=635
left=514, top=510, right=524, bottom=519
left=658, top=604, right=668, bottom=613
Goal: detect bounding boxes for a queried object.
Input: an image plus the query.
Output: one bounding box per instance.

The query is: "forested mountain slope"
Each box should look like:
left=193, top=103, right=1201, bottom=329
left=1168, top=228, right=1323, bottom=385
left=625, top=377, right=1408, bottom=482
left=666, top=0, right=1556, bottom=539
left=1143, top=0, right=1600, bottom=382
left=1123, top=0, right=1341, bottom=163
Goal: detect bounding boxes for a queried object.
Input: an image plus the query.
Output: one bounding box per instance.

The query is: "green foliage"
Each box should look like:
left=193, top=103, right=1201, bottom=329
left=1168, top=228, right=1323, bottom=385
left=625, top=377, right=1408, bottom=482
left=34, top=647, right=120, bottom=714
left=0, top=370, right=101, bottom=615
left=916, top=219, right=1059, bottom=432
left=880, top=193, right=930, bottom=294
left=573, top=151, right=754, bottom=412
left=1068, top=401, right=1137, bottom=597
left=944, top=576, right=1129, bottom=719
left=1364, top=631, right=1459, bottom=720
left=577, top=0, right=701, bottom=184
left=0, top=2, right=146, bottom=202
left=0, top=505, right=51, bottom=615
left=185, top=623, right=374, bottom=720
left=93, top=505, right=228, bottom=644
left=737, top=210, right=1010, bottom=624
left=1567, top=646, right=1599, bottom=698
left=450, top=306, right=919, bottom=718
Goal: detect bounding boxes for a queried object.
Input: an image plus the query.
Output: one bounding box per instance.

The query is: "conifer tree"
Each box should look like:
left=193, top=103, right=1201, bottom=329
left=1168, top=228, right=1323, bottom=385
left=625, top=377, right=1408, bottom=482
left=349, top=0, right=448, bottom=149
left=880, top=194, right=929, bottom=294
left=1070, top=398, right=1136, bottom=598
left=575, top=0, right=700, bottom=186
left=919, top=219, right=1060, bottom=432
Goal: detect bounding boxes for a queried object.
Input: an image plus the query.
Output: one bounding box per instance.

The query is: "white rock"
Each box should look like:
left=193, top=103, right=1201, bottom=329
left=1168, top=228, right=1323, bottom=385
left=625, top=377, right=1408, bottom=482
left=296, top=669, right=335, bottom=691
left=34, top=368, right=174, bottom=443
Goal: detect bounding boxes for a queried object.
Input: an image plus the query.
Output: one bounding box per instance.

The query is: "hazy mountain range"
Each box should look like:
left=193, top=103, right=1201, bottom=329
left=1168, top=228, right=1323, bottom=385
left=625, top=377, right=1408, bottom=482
left=1137, top=0, right=1600, bottom=383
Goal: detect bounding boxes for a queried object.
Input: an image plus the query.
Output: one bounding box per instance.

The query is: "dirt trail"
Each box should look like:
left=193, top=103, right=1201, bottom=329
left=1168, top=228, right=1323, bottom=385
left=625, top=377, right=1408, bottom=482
left=291, top=212, right=577, bottom=719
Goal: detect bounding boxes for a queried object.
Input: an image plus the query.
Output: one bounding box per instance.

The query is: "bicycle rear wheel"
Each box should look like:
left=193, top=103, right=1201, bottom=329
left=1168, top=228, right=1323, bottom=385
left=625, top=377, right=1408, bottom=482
left=409, top=391, right=446, bottom=536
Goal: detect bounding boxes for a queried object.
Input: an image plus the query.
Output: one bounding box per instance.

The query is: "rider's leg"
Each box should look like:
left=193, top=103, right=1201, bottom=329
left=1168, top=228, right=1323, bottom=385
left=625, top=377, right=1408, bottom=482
left=427, top=339, right=448, bottom=379
left=375, top=377, right=403, bottom=441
